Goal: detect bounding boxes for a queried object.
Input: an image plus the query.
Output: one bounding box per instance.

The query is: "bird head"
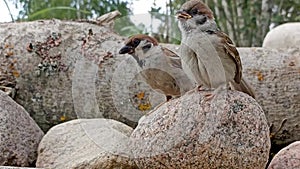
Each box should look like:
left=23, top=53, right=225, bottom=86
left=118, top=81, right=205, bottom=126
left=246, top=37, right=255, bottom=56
left=119, top=34, right=158, bottom=67
left=176, top=0, right=217, bottom=34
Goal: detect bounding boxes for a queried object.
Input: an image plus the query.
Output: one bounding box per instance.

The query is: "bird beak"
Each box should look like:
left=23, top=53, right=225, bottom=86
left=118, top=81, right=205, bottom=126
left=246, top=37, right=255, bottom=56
left=119, top=45, right=134, bottom=54
left=176, top=11, right=192, bottom=20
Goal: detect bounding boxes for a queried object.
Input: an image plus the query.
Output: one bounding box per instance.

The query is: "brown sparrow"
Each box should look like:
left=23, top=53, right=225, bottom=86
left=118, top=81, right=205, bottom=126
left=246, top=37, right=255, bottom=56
left=176, top=0, right=255, bottom=98
left=119, top=34, right=194, bottom=101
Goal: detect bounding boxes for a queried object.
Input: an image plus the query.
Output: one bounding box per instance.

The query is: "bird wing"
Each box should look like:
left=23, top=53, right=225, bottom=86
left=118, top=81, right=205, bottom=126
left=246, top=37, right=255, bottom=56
left=216, top=31, right=242, bottom=83
left=161, top=47, right=182, bottom=69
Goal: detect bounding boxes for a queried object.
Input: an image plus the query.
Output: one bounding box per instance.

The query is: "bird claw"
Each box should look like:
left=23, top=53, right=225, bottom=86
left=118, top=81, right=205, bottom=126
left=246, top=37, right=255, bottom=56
left=201, top=85, right=227, bottom=103
left=200, top=93, right=215, bottom=104
left=204, top=93, right=215, bottom=100
left=187, top=85, right=210, bottom=94
left=197, top=85, right=204, bottom=91
left=199, top=86, right=214, bottom=92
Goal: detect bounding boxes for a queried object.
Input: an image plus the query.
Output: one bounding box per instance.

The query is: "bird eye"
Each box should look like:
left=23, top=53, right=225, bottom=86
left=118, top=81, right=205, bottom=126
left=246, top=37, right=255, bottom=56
left=133, top=39, right=140, bottom=47
left=142, top=44, right=152, bottom=51
left=196, top=16, right=207, bottom=25
left=190, top=8, right=198, bottom=15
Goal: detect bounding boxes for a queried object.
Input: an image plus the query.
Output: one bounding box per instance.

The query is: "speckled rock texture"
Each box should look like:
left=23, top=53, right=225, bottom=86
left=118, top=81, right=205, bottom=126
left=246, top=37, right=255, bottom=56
left=268, top=141, right=300, bottom=169
left=263, top=23, right=300, bottom=49
left=130, top=90, right=270, bottom=169
left=163, top=44, right=300, bottom=146
left=0, top=20, right=166, bottom=132
left=239, top=48, right=300, bottom=146
left=0, top=91, right=44, bottom=166
left=36, top=119, right=137, bottom=169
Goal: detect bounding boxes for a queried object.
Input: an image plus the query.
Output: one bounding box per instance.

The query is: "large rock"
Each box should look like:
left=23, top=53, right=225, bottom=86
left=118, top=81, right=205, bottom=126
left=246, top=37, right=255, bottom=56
left=0, top=91, right=44, bottom=166
left=130, top=90, right=270, bottom=168
left=163, top=44, right=300, bottom=146
left=268, top=141, right=300, bottom=169
left=36, top=119, right=137, bottom=169
left=263, top=23, right=300, bottom=49
left=238, top=48, right=300, bottom=145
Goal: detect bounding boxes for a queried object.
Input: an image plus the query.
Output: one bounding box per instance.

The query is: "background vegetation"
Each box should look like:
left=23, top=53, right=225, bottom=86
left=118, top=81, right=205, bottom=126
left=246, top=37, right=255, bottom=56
left=6, top=0, right=300, bottom=46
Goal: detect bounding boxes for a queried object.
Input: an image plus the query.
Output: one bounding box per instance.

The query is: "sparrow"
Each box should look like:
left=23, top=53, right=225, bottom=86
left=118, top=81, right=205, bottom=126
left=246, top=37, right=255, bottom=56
left=176, top=0, right=255, bottom=98
left=119, top=34, right=194, bottom=101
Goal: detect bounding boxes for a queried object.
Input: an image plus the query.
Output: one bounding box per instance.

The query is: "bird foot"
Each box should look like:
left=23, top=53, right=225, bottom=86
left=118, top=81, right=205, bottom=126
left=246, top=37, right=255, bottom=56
left=198, top=86, right=214, bottom=92
left=204, top=93, right=215, bottom=100
left=200, top=86, right=225, bottom=103
left=187, top=85, right=210, bottom=94
left=200, top=93, right=215, bottom=104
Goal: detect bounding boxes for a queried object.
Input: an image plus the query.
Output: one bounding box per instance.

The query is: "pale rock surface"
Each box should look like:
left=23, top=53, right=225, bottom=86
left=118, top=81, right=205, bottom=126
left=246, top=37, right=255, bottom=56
left=268, top=141, right=300, bottom=169
left=0, top=91, right=44, bottom=166
left=263, top=23, right=300, bottom=49
left=0, top=91, right=44, bottom=167
left=238, top=48, right=300, bottom=145
left=130, top=90, right=270, bottom=169
left=36, top=119, right=137, bottom=169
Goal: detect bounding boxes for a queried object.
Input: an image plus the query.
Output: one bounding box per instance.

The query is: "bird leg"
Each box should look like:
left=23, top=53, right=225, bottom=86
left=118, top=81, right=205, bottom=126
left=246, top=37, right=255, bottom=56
left=202, top=84, right=227, bottom=102
left=197, top=85, right=204, bottom=91
left=186, top=85, right=206, bottom=95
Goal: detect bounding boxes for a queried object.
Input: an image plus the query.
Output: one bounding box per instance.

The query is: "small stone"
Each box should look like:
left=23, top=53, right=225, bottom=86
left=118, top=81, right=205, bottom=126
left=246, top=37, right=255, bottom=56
left=268, top=141, right=300, bottom=169
left=0, top=91, right=44, bottom=166
left=36, top=119, right=137, bottom=169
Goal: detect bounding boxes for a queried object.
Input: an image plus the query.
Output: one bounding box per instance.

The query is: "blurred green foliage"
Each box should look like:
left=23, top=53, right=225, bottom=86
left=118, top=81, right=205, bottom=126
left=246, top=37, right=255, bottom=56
left=150, top=0, right=300, bottom=46
left=14, top=0, right=130, bottom=20
left=7, top=0, right=300, bottom=46
left=10, top=0, right=138, bottom=36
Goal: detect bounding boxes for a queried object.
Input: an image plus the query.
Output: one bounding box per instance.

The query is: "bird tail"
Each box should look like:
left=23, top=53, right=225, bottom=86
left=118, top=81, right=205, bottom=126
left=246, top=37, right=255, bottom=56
left=230, top=78, right=256, bottom=99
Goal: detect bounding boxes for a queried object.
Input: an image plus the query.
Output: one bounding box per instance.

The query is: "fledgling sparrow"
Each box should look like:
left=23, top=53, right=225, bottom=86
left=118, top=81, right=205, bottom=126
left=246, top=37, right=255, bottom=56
left=176, top=0, right=255, bottom=98
left=119, top=34, right=195, bottom=101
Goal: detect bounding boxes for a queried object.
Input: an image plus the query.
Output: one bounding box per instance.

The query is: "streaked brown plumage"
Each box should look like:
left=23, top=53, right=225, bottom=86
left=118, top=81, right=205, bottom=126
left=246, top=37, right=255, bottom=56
left=177, top=0, right=255, bottom=98
left=119, top=34, right=194, bottom=101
